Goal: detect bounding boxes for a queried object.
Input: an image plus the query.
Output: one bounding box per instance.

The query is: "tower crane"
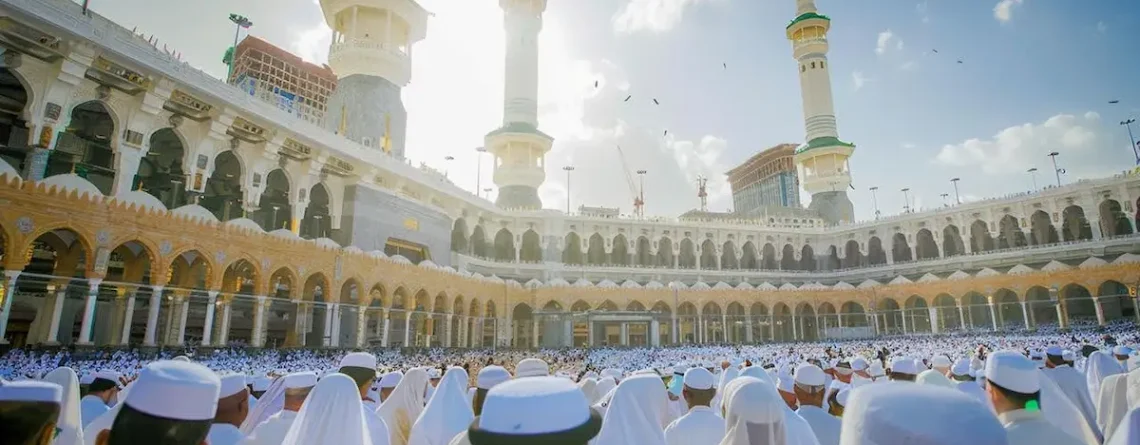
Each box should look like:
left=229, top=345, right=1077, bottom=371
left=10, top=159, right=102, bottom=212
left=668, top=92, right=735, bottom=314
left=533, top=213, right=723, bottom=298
left=697, top=176, right=708, bottom=212
left=616, top=145, right=644, bottom=218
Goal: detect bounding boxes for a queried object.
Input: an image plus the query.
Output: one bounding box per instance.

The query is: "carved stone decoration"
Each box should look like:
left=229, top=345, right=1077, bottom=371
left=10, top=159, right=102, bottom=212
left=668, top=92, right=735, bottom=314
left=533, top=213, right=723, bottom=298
left=214, top=251, right=226, bottom=265
left=159, top=240, right=173, bottom=256
left=96, top=229, right=111, bottom=246
left=261, top=258, right=270, bottom=272
left=43, top=102, right=61, bottom=121
left=168, top=114, right=184, bottom=128
left=96, top=85, right=111, bottom=100
left=15, top=216, right=33, bottom=234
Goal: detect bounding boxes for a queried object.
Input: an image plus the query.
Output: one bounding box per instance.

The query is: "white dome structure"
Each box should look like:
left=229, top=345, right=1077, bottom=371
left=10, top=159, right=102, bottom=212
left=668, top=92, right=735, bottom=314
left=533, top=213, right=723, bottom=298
left=857, top=279, right=882, bottom=289
left=114, top=190, right=166, bottom=212
left=947, top=270, right=971, bottom=280
left=172, top=204, right=219, bottom=223
left=596, top=279, right=617, bottom=288
left=620, top=280, right=641, bottom=289
left=916, top=273, right=940, bottom=283
left=645, top=280, right=665, bottom=289
left=735, top=282, right=754, bottom=290
left=367, top=250, right=388, bottom=259
left=270, top=229, right=300, bottom=239
left=312, top=237, right=340, bottom=249
left=419, top=260, right=439, bottom=269
left=833, top=281, right=855, bottom=290
left=225, top=218, right=264, bottom=232
left=713, top=282, right=733, bottom=290
left=756, top=282, right=778, bottom=291
left=975, top=268, right=1000, bottom=278
left=547, top=278, right=570, bottom=287
left=572, top=278, right=593, bottom=287
left=1078, top=257, right=1107, bottom=269
left=1006, top=264, right=1034, bottom=275
left=690, top=282, right=711, bottom=290
left=389, top=255, right=412, bottom=265
left=42, top=174, right=102, bottom=198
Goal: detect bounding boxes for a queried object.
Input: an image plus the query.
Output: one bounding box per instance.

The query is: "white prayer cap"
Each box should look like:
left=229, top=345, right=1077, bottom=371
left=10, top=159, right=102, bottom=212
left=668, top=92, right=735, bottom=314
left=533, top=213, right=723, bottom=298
left=951, top=358, right=971, bottom=377
left=1028, top=349, right=1044, bottom=360
left=219, top=374, right=248, bottom=399
left=984, top=350, right=1039, bottom=394
left=851, top=357, right=869, bottom=372
left=868, top=361, right=886, bottom=377
left=428, top=368, right=442, bottom=379
left=172, top=356, right=191, bottom=362
left=835, top=388, right=850, bottom=407
left=252, top=376, right=271, bottom=392
left=931, top=355, right=951, bottom=368
left=469, top=376, right=601, bottom=442
left=794, top=364, right=826, bottom=386
left=79, top=374, right=95, bottom=385
left=284, top=372, right=317, bottom=389
left=889, top=357, right=918, bottom=375
left=477, top=366, right=512, bottom=390
left=516, top=358, right=550, bottom=378
left=1113, top=346, right=1132, bottom=355
left=777, top=376, right=794, bottom=393
left=124, top=360, right=220, bottom=421
left=1046, top=346, right=1064, bottom=357
left=338, top=352, right=377, bottom=370
left=1061, top=349, right=1075, bottom=362
left=683, top=367, right=715, bottom=390
left=0, top=380, right=62, bottom=403
left=600, top=368, right=622, bottom=380
left=840, top=382, right=1007, bottom=445
left=379, top=371, right=403, bottom=388
left=94, top=370, right=122, bottom=385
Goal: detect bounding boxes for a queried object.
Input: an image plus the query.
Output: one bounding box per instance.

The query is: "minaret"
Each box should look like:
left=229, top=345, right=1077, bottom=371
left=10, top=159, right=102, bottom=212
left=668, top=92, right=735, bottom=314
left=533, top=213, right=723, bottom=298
left=485, top=0, right=553, bottom=210
left=786, top=0, right=855, bottom=224
left=320, top=0, right=429, bottom=160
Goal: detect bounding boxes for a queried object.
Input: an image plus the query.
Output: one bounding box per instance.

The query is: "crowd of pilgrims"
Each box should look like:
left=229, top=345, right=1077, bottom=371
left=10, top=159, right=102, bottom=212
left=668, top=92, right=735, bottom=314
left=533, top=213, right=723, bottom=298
left=0, top=321, right=1138, bottom=445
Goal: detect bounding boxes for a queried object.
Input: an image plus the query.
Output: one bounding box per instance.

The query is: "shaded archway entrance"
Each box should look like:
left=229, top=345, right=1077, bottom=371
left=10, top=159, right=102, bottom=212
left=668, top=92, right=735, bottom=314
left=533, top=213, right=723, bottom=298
left=0, top=68, right=30, bottom=174
left=201, top=151, right=244, bottom=221
left=47, top=101, right=116, bottom=194
left=137, top=128, right=187, bottom=208
left=300, top=183, right=331, bottom=239
left=255, top=169, right=291, bottom=231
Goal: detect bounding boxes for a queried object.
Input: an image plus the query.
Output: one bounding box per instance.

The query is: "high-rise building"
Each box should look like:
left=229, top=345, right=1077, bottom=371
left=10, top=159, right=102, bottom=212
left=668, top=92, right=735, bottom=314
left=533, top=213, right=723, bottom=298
left=726, top=143, right=801, bottom=213
left=787, top=0, right=856, bottom=224
left=318, top=0, right=429, bottom=159
left=485, top=0, right=553, bottom=210
left=228, top=36, right=338, bottom=124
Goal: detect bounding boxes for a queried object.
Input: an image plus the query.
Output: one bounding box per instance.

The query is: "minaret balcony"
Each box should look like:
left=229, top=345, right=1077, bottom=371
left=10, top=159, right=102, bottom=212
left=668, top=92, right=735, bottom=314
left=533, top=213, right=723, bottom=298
left=328, top=38, right=411, bottom=84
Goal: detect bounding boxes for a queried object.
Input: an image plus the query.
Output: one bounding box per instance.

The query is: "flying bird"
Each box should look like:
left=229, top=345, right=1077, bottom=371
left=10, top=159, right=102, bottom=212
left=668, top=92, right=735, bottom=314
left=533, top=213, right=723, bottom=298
left=623, top=95, right=632, bottom=102
left=1109, top=100, right=1120, bottom=104
left=723, top=62, right=727, bottom=69
left=594, top=80, right=599, bottom=88
left=932, top=49, right=939, bottom=53
left=957, top=59, right=964, bottom=64
left=663, top=129, right=668, bottom=137
left=653, top=98, right=660, bottom=105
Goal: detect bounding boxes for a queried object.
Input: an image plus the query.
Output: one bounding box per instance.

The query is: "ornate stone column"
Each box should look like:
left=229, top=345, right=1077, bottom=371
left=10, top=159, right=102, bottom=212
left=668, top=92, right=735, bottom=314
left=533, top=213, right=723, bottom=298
left=445, top=314, right=454, bottom=347
left=987, top=297, right=999, bottom=331
left=900, top=309, right=908, bottom=334
left=721, top=313, right=729, bottom=343
left=530, top=318, right=539, bottom=348
left=218, top=299, right=232, bottom=345
left=957, top=305, right=967, bottom=330
left=120, top=290, right=136, bottom=345
left=403, top=312, right=412, bottom=346
left=323, top=303, right=335, bottom=347
left=380, top=309, right=390, bottom=347
left=176, top=296, right=190, bottom=345
left=0, top=271, right=21, bottom=343
left=670, top=314, right=678, bottom=344
left=1093, top=296, right=1106, bottom=326
left=928, top=307, right=939, bottom=334
left=143, top=286, right=164, bottom=346
left=201, top=291, right=217, bottom=346
left=649, top=319, right=660, bottom=346
left=790, top=315, right=798, bottom=341
left=356, top=307, right=368, bottom=348
left=620, top=322, right=629, bottom=346
left=44, top=284, right=67, bottom=344
left=252, top=296, right=267, bottom=347
left=1020, top=301, right=1031, bottom=330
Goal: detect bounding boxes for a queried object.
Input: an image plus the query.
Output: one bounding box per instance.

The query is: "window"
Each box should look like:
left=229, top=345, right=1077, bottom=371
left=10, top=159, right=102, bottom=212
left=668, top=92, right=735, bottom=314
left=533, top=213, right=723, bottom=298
left=362, top=136, right=373, bottom=147
left=811, top=61, right=816, bottom=69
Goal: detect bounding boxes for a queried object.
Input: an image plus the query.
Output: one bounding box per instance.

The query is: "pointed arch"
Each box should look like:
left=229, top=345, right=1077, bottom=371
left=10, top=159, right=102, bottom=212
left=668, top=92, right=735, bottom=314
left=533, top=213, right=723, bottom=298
left=678, top=238, right=696, bottom=269
left=842, top=239, right=861, bottom=268
left=997, top=214, right=1027, bottom=249
left=1061, top=205, right=1092, bottom=241
left=611, top=233, right=629, bottom=265
left=914, top=229, right=939, bottom=260
left=760, top=243, right=777, bottom=270
left=699, top=239, right=717, bottom=269
left=587, top=233, right=606, bottom=265
left=493, top=228, right=515, bottom=261
left=1029, top=210, right=1058, bottom=245
left=470, top=225, right=487, bottom=257
left=799, top=244, right=816, bottom=271
left=720, top=240, right=738, bottom=270
left=891, top=233, right=912, bottom=262
left=299, top=182, right=331, bottom=239
left=562, top=232, right=583, bottom=265
left=450, top=218, right=469, bottom=253
left=942, top=225, right=964, bottom=257
left=741, top=241, right=759, bottom=270
left=1100, top=199, right=1134, bottom=237
left=780, top=244, right=797, bottom=270
left=520, top=229, right=542, bottom=262
left=636, top=236, right=653, bottom=266
left=970, top=219, right=994, bottom=253
left=656, top=236, right=674, bottom=267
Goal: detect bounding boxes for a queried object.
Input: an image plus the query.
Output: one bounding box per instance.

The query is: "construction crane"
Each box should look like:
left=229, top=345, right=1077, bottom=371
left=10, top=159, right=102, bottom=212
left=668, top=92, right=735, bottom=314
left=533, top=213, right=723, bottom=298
left=616, top=145, right=644, bottom=218
left=697, top=176, right=708, bottom=212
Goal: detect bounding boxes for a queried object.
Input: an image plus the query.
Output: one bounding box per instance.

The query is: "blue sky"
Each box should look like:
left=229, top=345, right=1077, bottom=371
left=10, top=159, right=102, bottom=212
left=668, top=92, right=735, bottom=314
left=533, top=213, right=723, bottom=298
left=91, top=0, right=1140, bottom=221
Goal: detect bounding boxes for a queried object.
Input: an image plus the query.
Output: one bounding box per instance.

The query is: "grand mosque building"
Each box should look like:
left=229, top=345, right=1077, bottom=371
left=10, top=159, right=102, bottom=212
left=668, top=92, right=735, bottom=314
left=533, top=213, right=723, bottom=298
left=0, top=0, right=1136, bottom=350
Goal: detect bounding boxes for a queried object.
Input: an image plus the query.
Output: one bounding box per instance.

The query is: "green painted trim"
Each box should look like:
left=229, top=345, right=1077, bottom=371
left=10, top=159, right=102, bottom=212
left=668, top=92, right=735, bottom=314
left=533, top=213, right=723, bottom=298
left=485, top=122, right=554, bottom=141
left=795, top=136, right=855, bottom=154
left=787, top=12, right=831, bottom=29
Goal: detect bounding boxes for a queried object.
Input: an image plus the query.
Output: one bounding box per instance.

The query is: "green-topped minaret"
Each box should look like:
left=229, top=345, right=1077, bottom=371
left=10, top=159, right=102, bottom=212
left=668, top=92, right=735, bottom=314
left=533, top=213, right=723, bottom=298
left=787, top=0, right=855, bottom=224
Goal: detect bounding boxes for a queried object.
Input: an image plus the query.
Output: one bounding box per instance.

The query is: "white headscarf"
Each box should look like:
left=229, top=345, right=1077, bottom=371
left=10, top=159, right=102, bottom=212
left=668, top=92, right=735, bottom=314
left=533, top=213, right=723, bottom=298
left=720, top=377, right=786, bottom=445
left=377, top=368, right=430, bottom=445
left=839, top=382, right=1006, bottom=445
left=240, top=375, right=287, bottom=435
left=281, top=374, right=372, bottom=445
left=1105, top=406, right=1140, bottom=445
left=1088, top=351, right=1125, bottom=404
left=1037, top=369, right=1101, bottom=445
left=1100, top=374, right=1131, bottom=438
left=408, top=368, right=473, bottom=445
left=714, top=366, right=742, bottom=411
left=578, top=378, right=598, bottom=404
left=592, top=374, right=669, bottom=445
left=44, top=367, right=83, bottom=445
left=594, top=376, right=617, bottom=404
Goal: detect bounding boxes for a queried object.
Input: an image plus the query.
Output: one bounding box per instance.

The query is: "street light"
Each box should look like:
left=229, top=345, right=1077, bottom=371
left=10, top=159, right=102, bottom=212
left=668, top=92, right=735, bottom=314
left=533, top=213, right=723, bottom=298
left=562, top=165, right=575, bottom=214
left=226, top=14, right=253, bottom=82
left=901, top=188, right=911, bottom=213
left=443, top=155, right=454, bottom=178
left=474, top=146, right=487, bottom=193
left=483, top=187, right=492, bottom=200
left=1121, top=118, right=1139, bottom=165
left=949, top=178, right=961, bottom=204
left=869, top=186, right=880, bottom=219
left=1027, top=167, right=1038, bottom=191
left=1047, top=151, right=1063, bottom=187
left=940, top=193, right=949, bottom=207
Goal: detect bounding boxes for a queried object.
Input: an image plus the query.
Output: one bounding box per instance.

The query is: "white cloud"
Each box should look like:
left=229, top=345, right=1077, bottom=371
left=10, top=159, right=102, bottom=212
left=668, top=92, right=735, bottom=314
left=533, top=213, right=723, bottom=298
left=993, top=0, right=1023, bottom=23
left=934, top=111, right=1105, bottom=174
left=900, top=61, right=917, bottom=71
left=1097, top=21, right=1107, bottom=33
left=291, top=22, right=331, bottom=64
left=902, top=142, right=917, bottom=149
left=875, top=30, right=901, bottom=55
left=613, top=0, right=711, bottom=34
left=852, top=71, right=868, bottom=91
left=916, top=1, right=930, bottom=23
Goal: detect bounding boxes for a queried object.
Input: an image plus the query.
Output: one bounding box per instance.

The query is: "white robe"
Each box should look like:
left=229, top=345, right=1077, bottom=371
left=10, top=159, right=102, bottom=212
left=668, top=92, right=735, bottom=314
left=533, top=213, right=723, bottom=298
left=784, top=406, right=822, bottom=445
left=664, top=406, right=726, bottom=445
left=955, top=380, right=987, bottom=405
left=239, top=410, right=298, bottom=445
left=409, top=369, right=473, bottom=445
left=1099, top=374, right=1130, bottom=439
left=998, top=409, right=1085, bottom=445
left=79, top=395, right=109, bottom=429
left=796, top=405, right=840, bottom=445
left=1045, top=365, right=1101, bottom=438
left=363, top=404, right=393, bottom=445
left=207, top=423, right=245, bottom=445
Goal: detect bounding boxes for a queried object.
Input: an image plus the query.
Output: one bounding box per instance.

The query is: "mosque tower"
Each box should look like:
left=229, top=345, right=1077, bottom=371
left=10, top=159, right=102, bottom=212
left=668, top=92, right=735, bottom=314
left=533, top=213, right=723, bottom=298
left=319, top=0, right=429, bottom=160
left=787, top=0, right=856, bottom=224
left=485, top=0, right=554, bottom=210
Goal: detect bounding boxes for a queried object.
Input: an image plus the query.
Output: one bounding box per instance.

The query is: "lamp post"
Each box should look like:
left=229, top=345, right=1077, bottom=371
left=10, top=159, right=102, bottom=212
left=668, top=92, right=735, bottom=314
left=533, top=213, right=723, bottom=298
left=474, top=146, right=486, bottom=194
left=443, top=155, right=454, bottom=178
left=949, top=178, right=961, bottom=204
left=940, top=193, right=949, bottom=207
left=226, top=14, right=253, bottom=82
left=1047, top=152, right=1062, bottom=187
left=562, top=165, right=575, bottom=214
left=1027, top=167, right=1038, bottom=191
left=483, top=187, right=492, bottom=200
left=869, top=186, right=880, bottom=220
left=1121, top=118, right=1138, bottom=164
left=901, top=188, right=911, bottom=213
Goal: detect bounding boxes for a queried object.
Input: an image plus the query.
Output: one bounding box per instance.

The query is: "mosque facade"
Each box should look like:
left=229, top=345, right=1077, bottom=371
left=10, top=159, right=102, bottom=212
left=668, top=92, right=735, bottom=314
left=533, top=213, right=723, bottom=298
left=0, top=0, right=1137, bottom=350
